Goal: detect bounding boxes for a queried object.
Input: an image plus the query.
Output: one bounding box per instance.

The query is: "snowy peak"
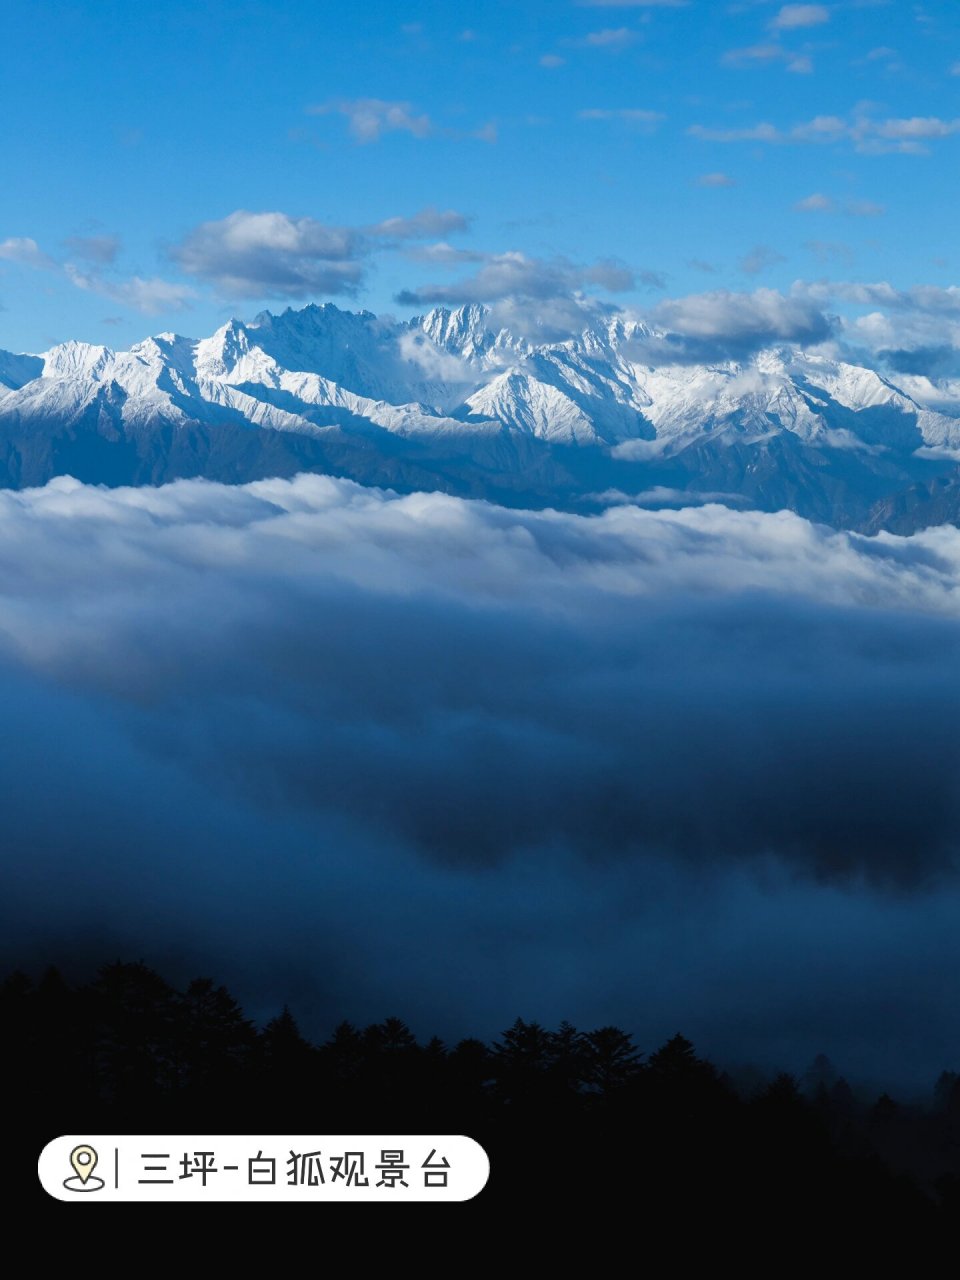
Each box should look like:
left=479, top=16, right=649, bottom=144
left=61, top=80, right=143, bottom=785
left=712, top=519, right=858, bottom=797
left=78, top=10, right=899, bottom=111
left=416, top=304, right=496, bottom=359
left=2, top=301, right=960, bottom=529
left=42, top=340, right=115, bottom=381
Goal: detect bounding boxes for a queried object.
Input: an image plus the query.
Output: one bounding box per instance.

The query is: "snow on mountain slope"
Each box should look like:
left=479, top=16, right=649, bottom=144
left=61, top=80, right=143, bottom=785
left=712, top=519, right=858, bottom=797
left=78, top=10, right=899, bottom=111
left=0, top=350, right=44, bottom=390
left=1, top=300, right=959, bottom=462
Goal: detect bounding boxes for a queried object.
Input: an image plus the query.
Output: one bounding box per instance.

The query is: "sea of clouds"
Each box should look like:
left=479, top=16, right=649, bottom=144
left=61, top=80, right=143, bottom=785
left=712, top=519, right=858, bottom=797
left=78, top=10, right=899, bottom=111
left=4, top=472, right=960, bottom=1087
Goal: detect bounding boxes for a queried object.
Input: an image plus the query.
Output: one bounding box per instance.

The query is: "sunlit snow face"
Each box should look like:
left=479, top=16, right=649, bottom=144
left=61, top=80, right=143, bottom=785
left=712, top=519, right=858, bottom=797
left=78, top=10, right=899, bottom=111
left=4, top=472, right=960, bottom=1087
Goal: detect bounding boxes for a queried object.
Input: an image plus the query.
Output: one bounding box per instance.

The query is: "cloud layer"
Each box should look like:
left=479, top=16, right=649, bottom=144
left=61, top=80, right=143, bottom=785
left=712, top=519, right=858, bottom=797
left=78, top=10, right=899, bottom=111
left=4, top=475, right=960, bottom=1080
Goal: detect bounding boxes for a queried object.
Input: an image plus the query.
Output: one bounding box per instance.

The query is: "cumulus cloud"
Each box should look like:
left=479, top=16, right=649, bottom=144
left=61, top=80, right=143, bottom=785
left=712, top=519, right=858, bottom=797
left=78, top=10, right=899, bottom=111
left=169, top=207, right=474, bottom=300
left=170, top=210, right=364, bottom=299
left=649, top=286, right=834, bottom=358
left=786, top=279, right=960, bottom=380
left=395, top=250, right=639, bottom=307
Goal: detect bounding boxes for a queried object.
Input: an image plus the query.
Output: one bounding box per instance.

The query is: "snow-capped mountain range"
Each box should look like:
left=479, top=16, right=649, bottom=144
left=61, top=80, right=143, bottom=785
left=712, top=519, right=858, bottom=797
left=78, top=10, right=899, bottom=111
left=1, top=302, right=959, bottom=533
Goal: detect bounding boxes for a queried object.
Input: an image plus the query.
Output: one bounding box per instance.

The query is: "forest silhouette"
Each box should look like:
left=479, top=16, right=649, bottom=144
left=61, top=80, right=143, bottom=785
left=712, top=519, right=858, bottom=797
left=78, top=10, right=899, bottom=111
left=14, top=960, right=960, bottom=1231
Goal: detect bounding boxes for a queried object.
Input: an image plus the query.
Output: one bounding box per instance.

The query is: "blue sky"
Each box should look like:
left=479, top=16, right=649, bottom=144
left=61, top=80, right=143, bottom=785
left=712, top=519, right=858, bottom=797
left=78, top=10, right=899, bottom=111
left=1, top=0, right=958, bottom=351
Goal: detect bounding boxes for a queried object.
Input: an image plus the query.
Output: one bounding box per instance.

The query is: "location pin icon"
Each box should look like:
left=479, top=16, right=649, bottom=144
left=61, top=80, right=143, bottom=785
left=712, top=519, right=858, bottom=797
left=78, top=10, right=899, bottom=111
left=70, top=1145, right=98, bottom=1185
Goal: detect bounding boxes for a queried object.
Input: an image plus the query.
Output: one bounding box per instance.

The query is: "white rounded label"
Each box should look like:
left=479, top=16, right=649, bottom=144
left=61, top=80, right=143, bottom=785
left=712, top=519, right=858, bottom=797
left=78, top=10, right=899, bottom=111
left=39, top=1135, right=489, bottom=1202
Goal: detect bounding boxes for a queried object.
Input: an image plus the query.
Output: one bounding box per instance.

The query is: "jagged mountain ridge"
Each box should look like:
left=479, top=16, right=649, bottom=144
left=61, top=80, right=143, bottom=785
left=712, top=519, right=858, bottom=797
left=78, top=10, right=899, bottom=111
left=2, top=301, right=960, bottom=532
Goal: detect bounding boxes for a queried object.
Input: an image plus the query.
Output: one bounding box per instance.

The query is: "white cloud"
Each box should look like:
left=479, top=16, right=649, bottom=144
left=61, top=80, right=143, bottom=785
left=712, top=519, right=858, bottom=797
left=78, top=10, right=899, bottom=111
left=64, top=266, right=195, bottom=314
left=723, top=44, right=813, bottom=71
left=789, top=279, right=960, bottom=371
left=723, top=43, right=789, bottom=65
left=771, top=4, right=830, bottom=28
left=872, top=116, right=960, bottom=141
left=369, top=208, right=471, bottom=240
left=651, top=286, right=832, bottom=350
left=689, top=121, right=784, bottom=143
left=10, top=469, right=960, bottom=1070
left=794, top=193, right=835, bottom=212
left=540, top=53, right=566, bottom=67
left=580, top=27, right=639, bottom=49
left=307, top=98, right=432, bottom=143
left=690, top=110, right=960, bottom=153
left=405, top=242, right=486, bottom=266
left=396, top=250, right=639, bottom=307
left=0, top=234, right=190, bottom=314
left=697, top=172, right=736, bottom=187
left=170, top=210, right=365, bottom=299
left=0, top=237, right=57, bottom=270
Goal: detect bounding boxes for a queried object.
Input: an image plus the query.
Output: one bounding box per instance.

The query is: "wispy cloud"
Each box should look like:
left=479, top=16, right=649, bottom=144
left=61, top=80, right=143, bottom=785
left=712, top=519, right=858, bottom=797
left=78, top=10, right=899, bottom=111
left=0, top=237, right=57, bottom=270
left=771, top=4, right=830, bottom=29
left=690, top=110, right=960, bottom=153
left=307, top=98, right=494, bottom=145
left=578, top=27, right=640, bottom=49
left=63, top=235, right=121, bottom=265
left=64, top=266, right=195, bottom=314
left=697, top=172, right=736, bottom=186
left=846, top=199, right=885, bottom=217
left=804, top=240, right=854, bottom=265
left=540, top=53, right=566, bottom=67
left=369, top=208, right=471, bottom=240
left=396, top=250, right=640, bottom=308
left=723, top=44, right=814, bottom=73
left=579, top=108, right=665, bottom=131
left=307, top=98, right=433, bottom=143
left=0, top=234, right=190, bottom=314
left=739, top=245, right=787, bottom=274
left=794, top=194, right=886, bottom=216
left=795, top=192, right=835, bottom=211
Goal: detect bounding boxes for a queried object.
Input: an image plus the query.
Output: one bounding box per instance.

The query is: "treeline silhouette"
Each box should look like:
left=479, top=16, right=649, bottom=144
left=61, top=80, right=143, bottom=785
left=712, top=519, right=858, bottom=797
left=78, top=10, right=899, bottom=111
left=12, top=961, right=960, bottom=1232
